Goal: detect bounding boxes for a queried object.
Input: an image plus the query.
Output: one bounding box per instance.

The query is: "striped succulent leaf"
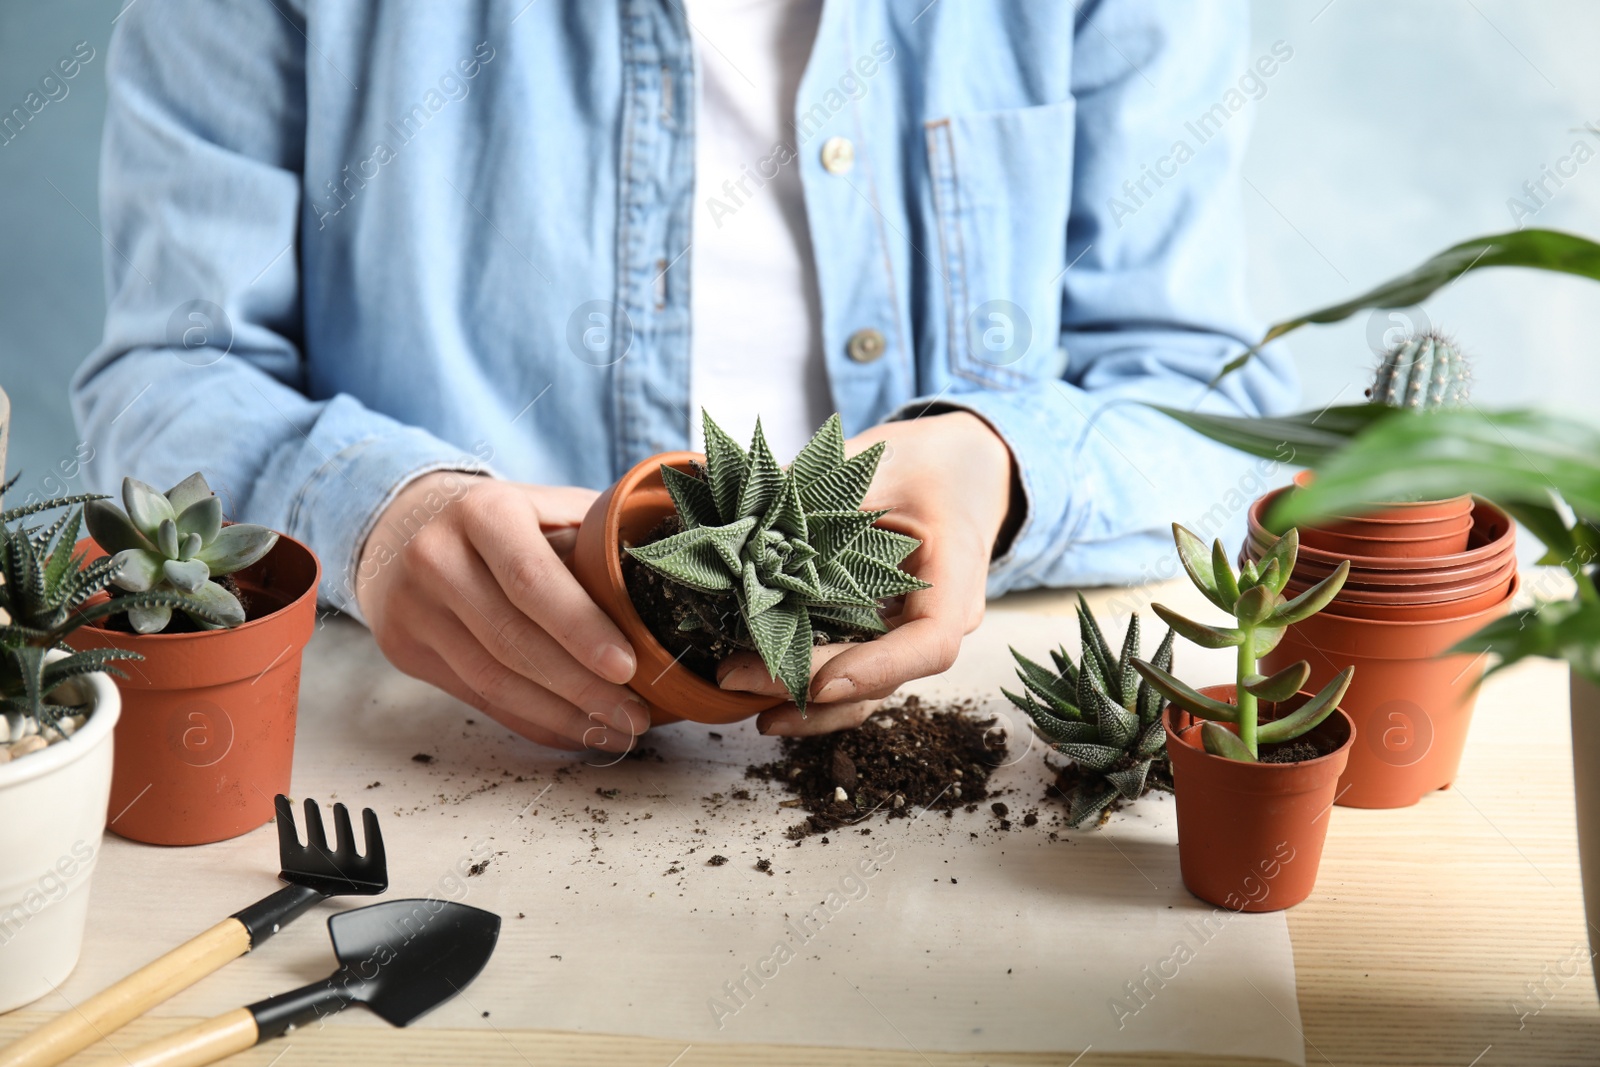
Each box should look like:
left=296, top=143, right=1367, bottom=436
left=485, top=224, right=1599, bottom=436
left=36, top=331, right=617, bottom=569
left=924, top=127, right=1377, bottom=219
left=627, top=412, right=928, bottom=713
left=1002, top=595, right=1175, bottom=828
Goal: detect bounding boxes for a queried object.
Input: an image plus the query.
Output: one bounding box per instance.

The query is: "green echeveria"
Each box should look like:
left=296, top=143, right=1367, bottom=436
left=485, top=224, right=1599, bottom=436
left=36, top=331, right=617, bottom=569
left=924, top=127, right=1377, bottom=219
left=1004, top=597, right=1174, bottom=828
left=627, top=412, right=929, bottom=713
left=84, top=472, right=278, bottom=634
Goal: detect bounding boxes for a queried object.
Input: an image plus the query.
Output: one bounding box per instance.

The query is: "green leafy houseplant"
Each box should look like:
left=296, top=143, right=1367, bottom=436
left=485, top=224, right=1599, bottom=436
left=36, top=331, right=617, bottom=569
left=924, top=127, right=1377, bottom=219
left=1004, top=597, right=1174, bottom=827
left=85, top=473, right=278, bottom=634
left=1131, top=524, right=1355, bottom=761
left=0, top=477, right=218, bottom=750
left=626, top=412, right=928, bottom=713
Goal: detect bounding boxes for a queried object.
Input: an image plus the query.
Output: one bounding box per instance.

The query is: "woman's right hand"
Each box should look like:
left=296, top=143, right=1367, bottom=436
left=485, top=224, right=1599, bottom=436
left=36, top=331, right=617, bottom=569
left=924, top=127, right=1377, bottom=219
left=355, top=472, right=650, bottom=753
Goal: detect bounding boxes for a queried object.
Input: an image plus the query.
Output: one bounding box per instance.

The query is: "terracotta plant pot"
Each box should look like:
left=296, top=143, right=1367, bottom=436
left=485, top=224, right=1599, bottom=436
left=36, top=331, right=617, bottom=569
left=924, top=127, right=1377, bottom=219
left=571, top=452, right=783, bottom=726
left=1282, top=556, right=1516, bottom=605
left=1164, top=687, right=1354, bottom=912
left=1260, top=576, right=1517, bottom=809
left=1296, top=513, right=1474, bottom=559
left=66, top=534, right=319, bottom=845
left=0, top=658, right=120, bottom=1011
left=1570, top=673, right=1600, bottom=1002
left=1289, top=469, right=1472, bottom=529
left=1248, top=491, right=1514, bottom=573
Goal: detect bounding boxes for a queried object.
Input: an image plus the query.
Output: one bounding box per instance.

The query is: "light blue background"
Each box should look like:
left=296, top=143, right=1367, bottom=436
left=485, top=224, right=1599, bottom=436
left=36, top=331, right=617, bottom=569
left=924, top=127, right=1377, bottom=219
left=1, top=0, right=1594, bottom=502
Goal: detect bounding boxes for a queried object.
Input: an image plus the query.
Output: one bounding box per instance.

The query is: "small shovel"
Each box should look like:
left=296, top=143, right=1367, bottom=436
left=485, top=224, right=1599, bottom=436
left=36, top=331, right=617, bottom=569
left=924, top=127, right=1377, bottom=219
left=0, top=796, right=386, bottom=1067
left=115, top=899, right=501, bottom=1067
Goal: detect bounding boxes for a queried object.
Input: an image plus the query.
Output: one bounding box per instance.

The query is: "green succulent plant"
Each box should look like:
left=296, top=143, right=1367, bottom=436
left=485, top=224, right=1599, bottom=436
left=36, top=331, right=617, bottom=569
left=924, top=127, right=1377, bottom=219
left=626, top=412, right=929, bottom=713
left=84, top=473, right=278, bottom=634
left=1003, top=597, right=1175, bottom=828
left=1131, top=524, right=1355, bottom=762
left=1368, top=330, right=1470, bottom=410
left=0, top=476, right=218, bottom=730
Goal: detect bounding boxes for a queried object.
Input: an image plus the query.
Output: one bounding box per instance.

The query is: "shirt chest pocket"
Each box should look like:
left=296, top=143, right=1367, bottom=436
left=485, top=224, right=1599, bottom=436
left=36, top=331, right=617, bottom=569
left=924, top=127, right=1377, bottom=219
left=923, top=99, right=1076, bottom=389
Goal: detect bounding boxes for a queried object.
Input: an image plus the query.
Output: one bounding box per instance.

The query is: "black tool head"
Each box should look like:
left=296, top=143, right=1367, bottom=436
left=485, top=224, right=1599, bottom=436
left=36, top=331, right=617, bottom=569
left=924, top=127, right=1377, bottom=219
left=274, top=795, right=388, bottom=896
left=328, top=899, right=501, bottom=1027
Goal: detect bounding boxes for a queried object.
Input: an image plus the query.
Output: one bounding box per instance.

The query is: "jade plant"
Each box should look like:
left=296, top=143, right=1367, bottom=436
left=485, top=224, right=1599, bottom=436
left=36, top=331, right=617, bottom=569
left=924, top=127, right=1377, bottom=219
left=1368, top=330, right=1470, bottom=410
left=0, top=477, right=217, bottom=753
left=85, top=473, right=278, bottom=634
left=1131, top=524, right=1355, bottom=762
left=627, top=412, right=928, bottom=712
left=1003, top=597, right=1175, bottom=827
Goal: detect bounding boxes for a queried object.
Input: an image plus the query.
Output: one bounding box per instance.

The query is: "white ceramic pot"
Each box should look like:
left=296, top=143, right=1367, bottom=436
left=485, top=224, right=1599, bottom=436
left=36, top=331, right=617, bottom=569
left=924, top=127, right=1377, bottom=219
left=1572, top=672, right=1600, bottom=1002
left=0, top=662, right=121, bottom=1013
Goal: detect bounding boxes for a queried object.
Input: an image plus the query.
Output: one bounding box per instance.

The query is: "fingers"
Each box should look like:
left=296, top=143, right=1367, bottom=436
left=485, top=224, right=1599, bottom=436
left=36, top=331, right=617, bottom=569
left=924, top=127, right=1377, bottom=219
left=403, top=644, right=585, bottom=751
left=426, top=614, right=640, bottom=753
left=462, top=490, right=637, bottom=685
left=717, top=643, right=856, bottom=697
left=757, top=698, right=883, bottom=737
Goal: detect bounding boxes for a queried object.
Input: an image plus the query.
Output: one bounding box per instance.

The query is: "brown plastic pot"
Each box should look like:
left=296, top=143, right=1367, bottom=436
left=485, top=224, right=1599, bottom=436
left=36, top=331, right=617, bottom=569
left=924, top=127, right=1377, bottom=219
left=571, top=451, right=783, bottom=726
left=1280, top=555, right=1518, bottom=610
left=1260, top=575, right=1517, bottom=809
left=1289, top=468, right=1473, bottom=528
left=1257, top=546, right=1518, bottom=591
left=1248, top=490, right=1515, bottom=572
left=66, top=533, right=319, bottom=845
left=1296, top=513, right=1474, bottom=559
left=1164, top=687, right=1354, bottom=912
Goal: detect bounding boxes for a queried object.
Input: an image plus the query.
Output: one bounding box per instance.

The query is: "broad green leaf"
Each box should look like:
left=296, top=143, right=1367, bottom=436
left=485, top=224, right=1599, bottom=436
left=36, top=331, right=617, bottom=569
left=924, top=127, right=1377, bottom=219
left=1234, top=585, right=1277, bottom=626
left=1151, top=403, right=1398, bottom=468
left=1451, top=599, right=1600, bottom=687
left=1201, top=721, right=1256, bottom=761
left=165, top=472, right=214, bottom=515
left=175, top=495, right=223, bottom=545
left=162, top=558, right=210, bottom=593
left=1213, top=228, right=1600, bottom=382
left=1242, top=661, right=1311, bottom=702
left=1270, top=561, right=1350, bottom=625
left=626, top=526, right=741, bottom=593
left=196, top=523, right=278, bottom=575
left=111, top=549, right=163, bottom=593
left=1132, top=658, right=1240, bottom=721
left=1257, top=667, right=1354, bottom=744
left=184, top=579, right=246, bottom=629
left=84, top=499, right=153, bottom=554
left=122, top=477, right=175, bottom=541
left=156, top=518, right=180, bottom=559
left=1151, top=603, right=1245, bottom=648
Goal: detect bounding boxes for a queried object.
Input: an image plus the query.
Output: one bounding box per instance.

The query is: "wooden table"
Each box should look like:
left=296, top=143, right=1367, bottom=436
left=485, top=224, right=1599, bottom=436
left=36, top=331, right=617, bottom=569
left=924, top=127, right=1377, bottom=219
left=5, top=584, right=1598, bottom=1066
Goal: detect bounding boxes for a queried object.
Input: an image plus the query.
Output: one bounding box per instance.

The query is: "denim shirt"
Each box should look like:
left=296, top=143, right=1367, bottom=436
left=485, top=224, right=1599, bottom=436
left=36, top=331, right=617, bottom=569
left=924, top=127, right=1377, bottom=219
left=73, top=0, right=1297, bottom=616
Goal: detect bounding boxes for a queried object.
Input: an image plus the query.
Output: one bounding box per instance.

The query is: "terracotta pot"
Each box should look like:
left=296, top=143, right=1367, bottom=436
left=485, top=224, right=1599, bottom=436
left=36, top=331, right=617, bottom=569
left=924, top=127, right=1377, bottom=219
left=1260, top=576, right=1517, bottom=809
left=1164, top=687, right=1354, bottom=912
left=66, top=534, right=319, bottom=845
left=1281, top=555, right=1518, bottom=609
left=571, top=451, right=783, bottom=726
left=1275, top=548, right=1516, bottom=591
left=1297, top=513, right=1474, bottom=559
left=1570, top=673, right=1600, bottom=1002
left=1248, top=491, right=1515, bottom=573
left=1305, top=574, right=1516, bottom=623
left=1289, top=469, right=1473, bottom=526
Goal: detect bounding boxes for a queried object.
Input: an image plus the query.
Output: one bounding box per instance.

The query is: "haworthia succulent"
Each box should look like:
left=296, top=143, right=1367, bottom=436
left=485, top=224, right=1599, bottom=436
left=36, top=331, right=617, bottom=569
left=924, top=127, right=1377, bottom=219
left=627, top=412, right=929, bottom=713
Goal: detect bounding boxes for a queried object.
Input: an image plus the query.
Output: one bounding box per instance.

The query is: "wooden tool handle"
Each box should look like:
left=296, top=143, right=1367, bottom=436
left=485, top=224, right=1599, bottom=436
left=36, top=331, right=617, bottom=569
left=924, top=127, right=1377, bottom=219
left=0, top=918, right=251, bottom=1067
left=115, top=1008, right=259, bottom=1067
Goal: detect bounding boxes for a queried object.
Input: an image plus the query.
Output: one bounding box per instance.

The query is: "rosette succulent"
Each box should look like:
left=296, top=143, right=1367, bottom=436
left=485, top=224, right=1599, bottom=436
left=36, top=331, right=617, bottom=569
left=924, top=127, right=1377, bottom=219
left=626, top=412, right=929, bottom=712
left=84, top=473, right=278, bottom=634
left=1004, top=597, right=1175, bottom=828
left=1132, top=524, right=1354, bottom=762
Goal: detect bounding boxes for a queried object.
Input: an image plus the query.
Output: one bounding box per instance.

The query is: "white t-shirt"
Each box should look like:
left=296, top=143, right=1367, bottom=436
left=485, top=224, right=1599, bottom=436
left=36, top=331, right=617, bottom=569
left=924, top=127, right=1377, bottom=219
left=684, top=0, right=831, bottom=462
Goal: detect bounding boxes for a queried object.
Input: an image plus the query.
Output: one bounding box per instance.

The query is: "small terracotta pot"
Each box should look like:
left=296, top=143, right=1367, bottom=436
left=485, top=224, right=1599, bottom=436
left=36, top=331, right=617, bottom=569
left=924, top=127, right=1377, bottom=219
left=1289, top=468, right=1473, bottom=526
left=1296, top=513, right=1474, bottom=559
left=1260, top=576, right=1517, bottom=809
left=1280, top=549, right=1516, bottom=591
left=67, top=534, right=319, bottom=845
left=1280, top=555, right=1518, bottom=610
left=1306, top=578, right=1515, bottom=623
left=1164, top=687, right=1354, bottom=912
left=1248, top=491, right=1515, bottom=573
left=571, top=452, right=783, bottom=726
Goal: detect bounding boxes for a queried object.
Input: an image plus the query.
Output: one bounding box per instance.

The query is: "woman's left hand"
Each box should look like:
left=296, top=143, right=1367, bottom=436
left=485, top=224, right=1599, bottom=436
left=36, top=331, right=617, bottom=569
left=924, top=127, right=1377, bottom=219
left=717, top=410, right=1017, bottom=735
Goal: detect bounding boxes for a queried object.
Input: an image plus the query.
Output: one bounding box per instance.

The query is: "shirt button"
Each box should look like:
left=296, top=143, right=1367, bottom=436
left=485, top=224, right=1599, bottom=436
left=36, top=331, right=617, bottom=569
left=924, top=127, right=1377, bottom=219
left=820, top=136, right=855, bottom=175
left=846, top=328, right=886, bottom=364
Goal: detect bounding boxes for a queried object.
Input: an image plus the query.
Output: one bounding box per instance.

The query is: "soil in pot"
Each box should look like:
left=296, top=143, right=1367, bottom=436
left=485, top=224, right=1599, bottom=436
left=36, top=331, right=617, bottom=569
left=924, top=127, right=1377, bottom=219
left=1164, top=688, right=1354, bottom=912
left=67, top=533, right=320, bottom=846
left=745, top=696, right=1005, bottom=839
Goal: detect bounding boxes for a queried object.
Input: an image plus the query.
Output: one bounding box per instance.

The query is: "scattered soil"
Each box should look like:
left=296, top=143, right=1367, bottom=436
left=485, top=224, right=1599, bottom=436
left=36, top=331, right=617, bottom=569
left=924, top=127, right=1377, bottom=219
left=706, top=854, right=728, bottom=866
left=745, top=695, right=1005, bottom=838
left=411, top=753, right=435, bottom=765
left=98, top=574, right=252, bottom=633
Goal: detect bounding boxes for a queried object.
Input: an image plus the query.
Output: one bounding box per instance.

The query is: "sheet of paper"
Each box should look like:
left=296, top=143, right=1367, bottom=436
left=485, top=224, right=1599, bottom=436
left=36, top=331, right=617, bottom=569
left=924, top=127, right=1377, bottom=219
left=54, top=605, right=1304, bottom=1064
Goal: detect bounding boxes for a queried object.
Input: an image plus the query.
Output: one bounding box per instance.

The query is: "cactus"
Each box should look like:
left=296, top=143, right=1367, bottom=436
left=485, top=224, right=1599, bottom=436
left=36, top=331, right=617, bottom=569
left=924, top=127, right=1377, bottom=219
left=1368, top=330, right=1470, bottom=410
left=1131, top=524, right=1355, bottom=762
left=626, top=412, right=929, bottom=713
left=85, top=473, right=278, bottom=634
left=0, top=477, right=221, bottom=735
left=1003, top=597, right=1175, bottom=828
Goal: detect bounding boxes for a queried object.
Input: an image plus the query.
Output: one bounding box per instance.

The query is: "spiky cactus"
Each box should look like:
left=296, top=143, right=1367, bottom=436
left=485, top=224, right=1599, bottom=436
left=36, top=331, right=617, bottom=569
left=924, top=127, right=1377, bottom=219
left=0, top=477, right=218, bottom=735
left=1368, top=330, right=1470, bottom=410
left=1132, top=524, right=1355, bottom=762
left=1003, top=597, right=1175, bottom=828
left=85, top=473, right=278, bottom=633
left=627, top=412, right=928, bottom=713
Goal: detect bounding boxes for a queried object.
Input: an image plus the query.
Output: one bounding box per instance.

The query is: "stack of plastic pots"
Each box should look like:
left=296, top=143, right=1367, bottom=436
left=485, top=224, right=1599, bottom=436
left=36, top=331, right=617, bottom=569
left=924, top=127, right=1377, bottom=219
left=1241, top=485, right=1517, bottom=808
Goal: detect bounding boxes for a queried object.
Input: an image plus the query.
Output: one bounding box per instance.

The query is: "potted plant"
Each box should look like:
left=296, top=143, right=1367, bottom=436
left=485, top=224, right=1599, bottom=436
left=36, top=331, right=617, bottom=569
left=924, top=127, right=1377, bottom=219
left=1129, top=524, right=1356, bottom=911
left=69, top=473, right=320, bottom=846
left=0, top=482, right=165, bottom=1010
left=572, top=412, right=928, bottom=724
left=1003, top=598, right=1175, bottom=828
